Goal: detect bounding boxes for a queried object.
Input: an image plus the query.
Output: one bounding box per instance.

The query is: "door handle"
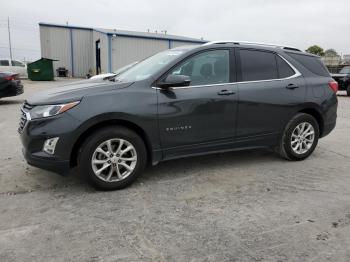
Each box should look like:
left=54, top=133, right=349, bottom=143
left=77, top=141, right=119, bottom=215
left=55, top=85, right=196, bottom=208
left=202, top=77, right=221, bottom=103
left=286, top=83, right=299, bottom=90
left=217, top=89, right=236, bottom=96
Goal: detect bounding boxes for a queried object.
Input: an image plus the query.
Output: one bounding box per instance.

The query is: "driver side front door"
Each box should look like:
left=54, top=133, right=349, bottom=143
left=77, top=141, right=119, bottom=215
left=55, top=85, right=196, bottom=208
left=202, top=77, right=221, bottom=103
left=156, top=49, right=238, bottom=159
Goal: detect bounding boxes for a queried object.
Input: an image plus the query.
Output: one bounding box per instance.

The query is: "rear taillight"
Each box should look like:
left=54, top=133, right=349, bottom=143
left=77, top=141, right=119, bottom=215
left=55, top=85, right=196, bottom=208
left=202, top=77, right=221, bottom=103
left=4, top=75, right=16, bottom=81
left=328, top=80, right=338, bottom=93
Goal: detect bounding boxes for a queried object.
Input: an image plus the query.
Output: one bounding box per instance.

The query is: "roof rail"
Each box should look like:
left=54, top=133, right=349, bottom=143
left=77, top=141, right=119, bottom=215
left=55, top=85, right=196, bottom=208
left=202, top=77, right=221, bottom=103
left=203, top=41, right=301, bottom=52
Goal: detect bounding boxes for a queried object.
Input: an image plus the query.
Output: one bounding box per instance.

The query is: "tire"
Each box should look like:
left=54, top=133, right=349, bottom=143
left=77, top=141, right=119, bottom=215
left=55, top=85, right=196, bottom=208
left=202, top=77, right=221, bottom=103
left=278, top=113, right=319, bottom=161
left=78, top=126, right=147, bottom=190
left=347, top=84, right=350, bottom=96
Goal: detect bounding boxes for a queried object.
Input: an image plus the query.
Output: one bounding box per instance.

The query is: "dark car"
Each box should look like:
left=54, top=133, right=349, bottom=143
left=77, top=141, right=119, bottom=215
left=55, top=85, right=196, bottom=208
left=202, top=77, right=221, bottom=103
left=19, top=41, right=338, bottom=190
left=331, top=66, right=350, bottom=96
left=0, top=72, right=23, bottom=99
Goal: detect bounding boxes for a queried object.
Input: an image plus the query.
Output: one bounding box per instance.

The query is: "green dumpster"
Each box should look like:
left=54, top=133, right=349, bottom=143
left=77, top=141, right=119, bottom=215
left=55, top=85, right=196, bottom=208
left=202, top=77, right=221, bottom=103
left=27, top=58, right=58, bottom=81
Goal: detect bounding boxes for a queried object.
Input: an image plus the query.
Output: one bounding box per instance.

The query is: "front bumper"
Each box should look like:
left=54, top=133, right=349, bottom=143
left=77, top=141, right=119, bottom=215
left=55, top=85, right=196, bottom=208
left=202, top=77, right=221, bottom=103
left=19, top=110, right=82, bottom=175
left=22, top=148, right=70, bottom=175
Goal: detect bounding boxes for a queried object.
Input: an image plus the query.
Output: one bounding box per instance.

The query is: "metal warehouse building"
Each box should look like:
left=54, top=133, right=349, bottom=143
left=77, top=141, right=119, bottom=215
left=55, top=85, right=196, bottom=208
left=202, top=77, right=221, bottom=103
left=39, top=23, right=206, bottom=77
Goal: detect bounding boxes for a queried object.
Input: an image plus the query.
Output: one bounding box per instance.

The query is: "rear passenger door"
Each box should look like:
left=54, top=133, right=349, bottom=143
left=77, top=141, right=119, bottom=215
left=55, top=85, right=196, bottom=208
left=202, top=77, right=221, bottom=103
left=236, top=48, right=305, bottom=140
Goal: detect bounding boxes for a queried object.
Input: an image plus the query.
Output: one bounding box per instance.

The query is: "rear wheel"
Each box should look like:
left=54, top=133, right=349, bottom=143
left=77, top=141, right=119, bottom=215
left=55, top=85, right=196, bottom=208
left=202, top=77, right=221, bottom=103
left=78, top=126, right=147, bottom=190
left=278, top=113, right=319, bottom=161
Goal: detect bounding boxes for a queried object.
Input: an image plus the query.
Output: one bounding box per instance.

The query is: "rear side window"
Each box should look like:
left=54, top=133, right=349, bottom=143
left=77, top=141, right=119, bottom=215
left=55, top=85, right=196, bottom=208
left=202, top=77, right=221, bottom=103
left=11, top=60, right=25, bottom=67
left=287, top=53, right=330, bottom=77
left=0, top=60, right=9, bottom=66
left=239, top=50, right=278, bottom=81
left=276, top=56, right=295, bottom=78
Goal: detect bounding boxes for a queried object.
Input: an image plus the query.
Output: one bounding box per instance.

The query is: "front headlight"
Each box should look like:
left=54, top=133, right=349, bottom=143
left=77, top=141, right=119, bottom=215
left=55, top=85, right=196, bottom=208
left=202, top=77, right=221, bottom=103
left=29, top=101, right=80, bottom=119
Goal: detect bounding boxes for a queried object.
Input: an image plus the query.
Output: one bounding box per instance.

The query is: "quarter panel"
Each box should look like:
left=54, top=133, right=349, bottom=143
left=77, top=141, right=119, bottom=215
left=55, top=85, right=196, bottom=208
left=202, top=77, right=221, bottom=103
left=71, top=85, right=160, bottom=150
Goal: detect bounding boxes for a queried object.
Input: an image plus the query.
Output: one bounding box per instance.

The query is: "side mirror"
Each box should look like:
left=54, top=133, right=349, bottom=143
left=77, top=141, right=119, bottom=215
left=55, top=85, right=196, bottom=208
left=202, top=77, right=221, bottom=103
left=158, top=74, right=191, bottom=88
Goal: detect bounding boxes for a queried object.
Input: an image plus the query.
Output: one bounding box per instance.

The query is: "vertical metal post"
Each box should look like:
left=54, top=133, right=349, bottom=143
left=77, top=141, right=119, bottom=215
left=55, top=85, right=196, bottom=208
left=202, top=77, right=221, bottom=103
left=69, top=28, right=74, bottom=77
left=7, top=17, right=13, bottom=60
left=108, top=34, right=112, bottom=73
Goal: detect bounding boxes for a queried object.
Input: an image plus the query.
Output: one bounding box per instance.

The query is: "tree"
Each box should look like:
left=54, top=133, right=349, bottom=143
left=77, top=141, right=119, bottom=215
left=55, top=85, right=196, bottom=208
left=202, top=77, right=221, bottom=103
left=324, top=49, right=339, bottom=57
left=306, top=45, right=325, bottom=56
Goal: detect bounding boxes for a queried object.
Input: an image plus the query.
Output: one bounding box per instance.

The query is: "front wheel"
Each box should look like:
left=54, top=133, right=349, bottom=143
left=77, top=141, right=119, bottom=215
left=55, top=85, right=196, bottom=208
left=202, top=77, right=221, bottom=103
left=78, top=126, right=147, bottom=190
left=278, top=113, right=320, bottom=161
left=346, top=84, right=350, bottom=96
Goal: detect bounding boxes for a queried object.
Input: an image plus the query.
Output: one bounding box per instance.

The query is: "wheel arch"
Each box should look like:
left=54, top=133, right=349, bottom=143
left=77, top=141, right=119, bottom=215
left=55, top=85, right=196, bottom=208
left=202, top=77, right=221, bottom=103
left=70, top=118, right=153, bottom=168
left=298, top=107, right=324, bottom=136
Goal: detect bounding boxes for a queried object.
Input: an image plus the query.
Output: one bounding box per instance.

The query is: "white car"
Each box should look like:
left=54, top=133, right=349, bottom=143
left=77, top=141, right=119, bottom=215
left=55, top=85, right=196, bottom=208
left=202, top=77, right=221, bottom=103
left=0, top=59, right=28, bottom=78
left=89, top=61, right=138, bottom=80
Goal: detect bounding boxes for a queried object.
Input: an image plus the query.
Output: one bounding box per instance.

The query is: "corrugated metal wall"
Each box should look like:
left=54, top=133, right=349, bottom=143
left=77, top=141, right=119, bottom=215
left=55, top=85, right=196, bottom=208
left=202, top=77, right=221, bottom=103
left=93, top=31, right=109, bottom=74
left=72, top=29, right=93, bottom=77
left=111, top=36, right=168, bottom=70
left=40, top=26, right=71, bottom=74
left=40, top=24, right=204, bottom=77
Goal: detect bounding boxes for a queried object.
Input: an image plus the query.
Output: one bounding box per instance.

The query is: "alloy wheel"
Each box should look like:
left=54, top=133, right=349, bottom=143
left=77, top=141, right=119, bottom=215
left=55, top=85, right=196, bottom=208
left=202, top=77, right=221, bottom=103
left=290, top=122, right=315, bottom=155
left=91, top=138, right=137, bottom=182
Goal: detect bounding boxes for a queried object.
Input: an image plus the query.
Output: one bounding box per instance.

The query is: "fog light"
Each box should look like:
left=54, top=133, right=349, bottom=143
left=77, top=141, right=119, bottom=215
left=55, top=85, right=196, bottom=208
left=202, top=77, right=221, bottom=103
left=43, top=137, right=59, bottom=155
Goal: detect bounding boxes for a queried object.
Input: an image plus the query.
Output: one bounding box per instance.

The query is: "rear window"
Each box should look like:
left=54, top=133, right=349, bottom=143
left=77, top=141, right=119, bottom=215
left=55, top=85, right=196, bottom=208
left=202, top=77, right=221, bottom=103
left=11, top=60, right=25, bottom=67
left=287, top=53, right=330, bottom=77
left=0, top=60, right=9, bottom=66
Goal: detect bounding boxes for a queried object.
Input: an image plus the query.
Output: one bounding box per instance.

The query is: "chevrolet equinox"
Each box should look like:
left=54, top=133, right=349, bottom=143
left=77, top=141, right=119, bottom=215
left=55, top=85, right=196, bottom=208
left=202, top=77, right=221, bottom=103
left=19, top=41, right=338, bottom=190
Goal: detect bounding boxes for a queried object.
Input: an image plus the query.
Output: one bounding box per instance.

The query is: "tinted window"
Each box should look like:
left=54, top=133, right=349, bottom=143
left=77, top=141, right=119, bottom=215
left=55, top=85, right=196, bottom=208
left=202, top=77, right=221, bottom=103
left=287, top=53, right=330, bottom=77
left=11, top=60, right=25, bottom=67
left=0, top=60, right=9, bottom=66
left=168, top=50, right=230, bottom=86
left=277, top=56, right=295, bottom=78
left=240, top=50, right=278, bottom=81
left=339, top=66, right=350, bottom=74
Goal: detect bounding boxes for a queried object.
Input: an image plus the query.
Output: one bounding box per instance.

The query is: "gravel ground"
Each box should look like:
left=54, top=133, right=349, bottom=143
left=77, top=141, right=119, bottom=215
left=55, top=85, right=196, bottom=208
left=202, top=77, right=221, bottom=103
left=1, top=79, right=350, bottom=261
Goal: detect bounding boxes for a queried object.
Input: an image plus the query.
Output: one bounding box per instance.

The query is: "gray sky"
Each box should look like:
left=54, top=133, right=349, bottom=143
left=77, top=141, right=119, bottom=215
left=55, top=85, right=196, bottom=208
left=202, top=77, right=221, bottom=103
left=1, top=0, right=350, bottom=61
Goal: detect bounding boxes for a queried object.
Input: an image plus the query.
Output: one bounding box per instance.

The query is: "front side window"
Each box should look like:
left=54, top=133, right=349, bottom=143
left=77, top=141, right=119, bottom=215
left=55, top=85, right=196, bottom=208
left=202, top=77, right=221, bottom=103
left=11, top=60, right=25, bottom=67
left=0, top=60, right=9, bottom=66
left=168, top=49, right=230, bottom=86
left=240, top=49, right=278, bottom=81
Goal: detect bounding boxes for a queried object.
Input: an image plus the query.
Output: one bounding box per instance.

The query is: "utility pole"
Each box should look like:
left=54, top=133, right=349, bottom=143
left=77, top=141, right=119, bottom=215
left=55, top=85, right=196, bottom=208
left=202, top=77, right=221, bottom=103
left=7, top=17, right=13, bottom=60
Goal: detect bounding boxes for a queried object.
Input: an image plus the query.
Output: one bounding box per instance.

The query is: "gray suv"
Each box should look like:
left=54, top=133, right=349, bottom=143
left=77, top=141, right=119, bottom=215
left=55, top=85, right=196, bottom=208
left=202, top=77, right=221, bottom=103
left=19, top=41, right=338, bottom=190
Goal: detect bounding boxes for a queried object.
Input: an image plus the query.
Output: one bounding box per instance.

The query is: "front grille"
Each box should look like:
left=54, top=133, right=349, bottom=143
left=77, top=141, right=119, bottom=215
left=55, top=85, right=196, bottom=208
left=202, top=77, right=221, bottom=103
left=18, top=101, right=32, bottom=133
left=23, top=101, right=33, bottom=111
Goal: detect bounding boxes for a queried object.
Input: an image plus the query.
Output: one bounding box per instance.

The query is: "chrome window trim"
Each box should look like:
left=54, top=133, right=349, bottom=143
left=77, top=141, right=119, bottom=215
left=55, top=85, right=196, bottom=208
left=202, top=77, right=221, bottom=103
left=152, top=54, right=301, bottom=90
left=152, top=82, right=235, bottom=90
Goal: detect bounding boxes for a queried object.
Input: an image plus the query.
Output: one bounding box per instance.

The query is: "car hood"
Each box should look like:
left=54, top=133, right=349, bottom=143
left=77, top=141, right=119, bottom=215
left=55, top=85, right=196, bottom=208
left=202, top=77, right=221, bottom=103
left=27, top=81, right=133, bottom=105
left=90, top=73, right=116, bottom=80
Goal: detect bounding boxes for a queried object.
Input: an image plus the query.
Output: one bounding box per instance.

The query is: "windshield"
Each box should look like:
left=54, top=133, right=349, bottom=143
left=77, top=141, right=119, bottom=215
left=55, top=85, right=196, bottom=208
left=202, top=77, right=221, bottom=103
left=113, top=62, right=138, bottom=76
left=116, top=50, right=185, bottom=82
left=340, top=67, right=350, bottom=74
